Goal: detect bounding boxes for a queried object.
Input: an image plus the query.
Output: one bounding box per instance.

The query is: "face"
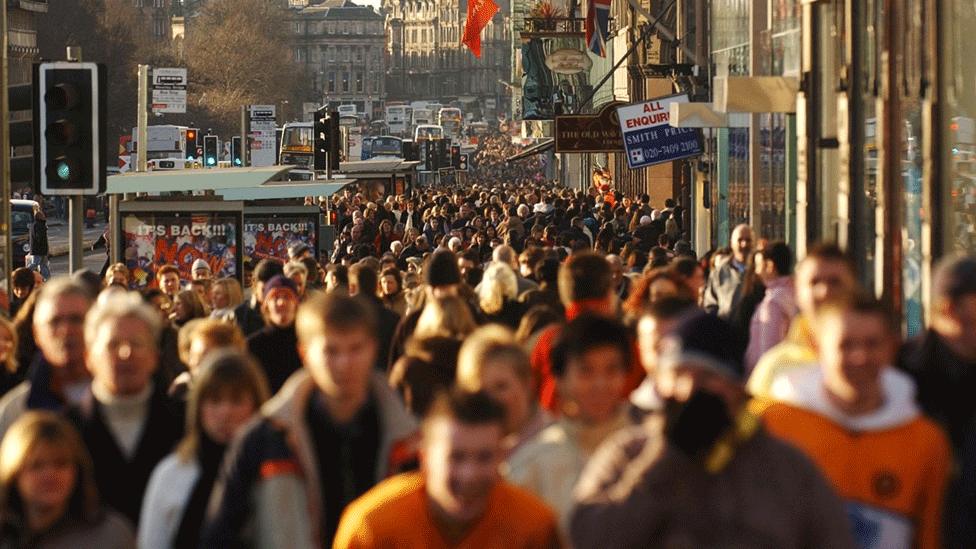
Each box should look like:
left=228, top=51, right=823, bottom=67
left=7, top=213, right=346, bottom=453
left=687, top=265, right=706, bottom=298
left=423, top=418, right=503, bottom=525
left=381, top=274, right=399, bottom=296
left=13, top=285, right=31, bottom=299
left=87, top=316, right=158, bottom=397
left=818, top=311, right=892, bottom=403
left=637, top=316, right=679, bottom=376
left=351, top=225, right=364, bottom=241
left=655, top=362, right=742, bottom=411
left=947, top=295, right=976, bottom=350
left=300, top=327, right=377, bottom=402
left=108, top=270, right=128, bottom=287
left=473, top=360, right=532, bottom=435
left=561, top=346, right=626, bottom=422
left=16, top=444, right=76, bottom=514
left=731, top=227, right=753, bottom=262
left=34, top=294, right=90, bottom=369
left=795, top=259, right=856, bottom=317
left=173, top=296, right=193, bottom=321
left=200, top=390, right=257, bottom=445
left=192, top=269, right=211, bottom=282
left=265, top=289, right=299, bottom=327
left=211, top=284, right=230, bottom=309
left=289, top=272, right=307, bottom=296
left=159, top=272, right=181, bottom=296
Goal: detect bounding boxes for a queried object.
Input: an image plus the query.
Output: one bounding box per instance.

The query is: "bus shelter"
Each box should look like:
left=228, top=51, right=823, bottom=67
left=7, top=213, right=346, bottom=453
left=336, top=159, right=422, bottom=201
left=105, top=167, right=355, bottom=288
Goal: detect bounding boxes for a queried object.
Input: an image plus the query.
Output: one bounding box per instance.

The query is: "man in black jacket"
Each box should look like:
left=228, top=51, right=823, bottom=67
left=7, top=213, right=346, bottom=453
left=234, top=259, right=284, bottom=337
left=349, top=263, right=400, bottom=372
left=27, top=203, right=50, bottom=280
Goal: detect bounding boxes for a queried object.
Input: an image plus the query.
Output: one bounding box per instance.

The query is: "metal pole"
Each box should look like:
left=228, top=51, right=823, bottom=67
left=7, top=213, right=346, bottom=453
left=137, top=65, right=149, bottom=173
left=66, top=48, right=85, bottom=273
left=1, top=1, right=11, bottom=303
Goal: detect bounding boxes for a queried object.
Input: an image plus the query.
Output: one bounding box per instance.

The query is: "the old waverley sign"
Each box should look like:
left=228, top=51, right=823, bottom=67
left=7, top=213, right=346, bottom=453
left=554, top=101, right=626, bottom=153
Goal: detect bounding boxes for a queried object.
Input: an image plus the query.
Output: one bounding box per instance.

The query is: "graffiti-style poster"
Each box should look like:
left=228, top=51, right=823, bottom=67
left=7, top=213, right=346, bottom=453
left=243, top=214, right=318, bottom=286
left=122, top=212, right=241, bottom=288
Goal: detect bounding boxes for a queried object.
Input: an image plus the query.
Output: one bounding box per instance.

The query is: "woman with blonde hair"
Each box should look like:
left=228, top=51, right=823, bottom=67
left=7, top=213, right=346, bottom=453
left=170, top=318, right=247, bottom=400
left=476, top=262, right=524, bottom=329
left=209, top=277, right=243, bottom=321
left=0, top=411, right=134, bottom=547
left=140, top=350, right=269, bottom=549
left=456, top=325, right=550, bottom=456
left=412, top=294, right=477, bottom=340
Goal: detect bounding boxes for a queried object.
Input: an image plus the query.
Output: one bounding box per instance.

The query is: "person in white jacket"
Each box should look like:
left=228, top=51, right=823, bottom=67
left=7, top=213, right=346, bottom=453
left=138, top=350, right=269, bottom=549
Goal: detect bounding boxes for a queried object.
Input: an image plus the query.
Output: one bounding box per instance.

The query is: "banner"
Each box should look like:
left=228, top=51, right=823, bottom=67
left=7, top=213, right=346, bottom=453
left=462, top=0, right=500, bottom=58
left=243, top=214, right=318, bottom=286
left=122, top=212, right=240, bottom=288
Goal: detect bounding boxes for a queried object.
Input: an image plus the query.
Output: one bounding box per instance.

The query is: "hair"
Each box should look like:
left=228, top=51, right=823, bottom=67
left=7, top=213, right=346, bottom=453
left=349, top=263, right=379, bottom=296
left=156, top=265, right=180, bottom=281
left=932, top=254, right=976, bottom=305
left=104, top=263, right=130, bottom=286
left=300, top=257, right=323, bottom=287
left=177, top=318, right=246, bottom=367
left=389, top=336, right=460, bottom=418
left=800, top=242, right=856, bottom=273
left=457, top=325, right=532, bottom=390
left=421, top=389, right=506, bottom=437
left=211, top=277, right=244, bottom=309
left=414, top=295, right=477, bottom=340
left=761, top=241, right=794, bottom=276
left=558, top=251, right=613, bottom=305
left=11, top=268, right=34, bottom=290
left=327, top=264, right=349, bottom=287
left=32, top=278, right=92, bottom=330
left=0, top=317, right=17, bottom=375
left=670, top=256, right=700, bottom=280
left=176, top=350, right=270, bottom=461
left=0, top=411, right=100, bottom=524
left=514, top=305, right=562, bottom=344
left=380, top=267, right=402, bottom=296
left=252, top=259, right=285, bottom=284
left=296, top=293, right=377, bottom=345
left=174, top=289, right=208, bottom=322
left=640, top=295, right=697, bottom=322
left=815, top=292, right=898, bottom=334
left=624, top=268, right=691, bottom=317
left=551, top=314, right=631, bottom=377
left=84, top=292, right=163, bottom=349
left=477, top=263, right=518, bottom=315
left=283, top=260, right=309, bottom=280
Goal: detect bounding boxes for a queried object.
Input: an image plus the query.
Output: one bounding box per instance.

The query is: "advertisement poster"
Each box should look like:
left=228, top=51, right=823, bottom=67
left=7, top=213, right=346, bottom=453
left=243, top=214, right=318, bottom=285
left=122, top=212, right=240, bottom=288
left=616, top=93, right=702, bottom=169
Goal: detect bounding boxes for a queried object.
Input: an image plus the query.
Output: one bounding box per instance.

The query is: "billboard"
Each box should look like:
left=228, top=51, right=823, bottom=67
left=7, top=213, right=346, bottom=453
left=122, top=211, right=241, bottom=288
left=242, top=213, right=318, bottom=285
left=616, top=93, right=702, bottom=169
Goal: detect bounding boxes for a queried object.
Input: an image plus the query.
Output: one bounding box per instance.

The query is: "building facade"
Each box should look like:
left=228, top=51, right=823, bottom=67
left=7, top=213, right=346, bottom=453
left=382, top=0, right=510, bottom=120
left=132, top=0, right=176, bottom=43
left=289, top=0, right=387, bottom=119
left=6, top=0, right=47, bottom=85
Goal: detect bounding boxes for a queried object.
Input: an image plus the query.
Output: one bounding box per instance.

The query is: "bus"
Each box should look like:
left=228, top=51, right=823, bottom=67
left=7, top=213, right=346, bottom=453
left=369, top=136, right=404, bottom=158
left=385, top=104, right=413, bottom=136
left=128, top=125, right=200, bottom=169
left=278, top=122, right=314, bottom=174
left=414, top=125, right=444, bottom=142
left=412, top=107, right=435, bottom=128
left=438, top=108, right=463, bottom=140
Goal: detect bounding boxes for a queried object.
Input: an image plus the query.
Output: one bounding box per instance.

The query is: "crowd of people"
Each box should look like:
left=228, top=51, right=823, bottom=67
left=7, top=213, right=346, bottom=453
left=0, top=138, right=973, bottom=547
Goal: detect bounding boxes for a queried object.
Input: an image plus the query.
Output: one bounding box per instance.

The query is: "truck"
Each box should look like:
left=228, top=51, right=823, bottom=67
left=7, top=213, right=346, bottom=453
left=128, top=125, right=199, bottom=169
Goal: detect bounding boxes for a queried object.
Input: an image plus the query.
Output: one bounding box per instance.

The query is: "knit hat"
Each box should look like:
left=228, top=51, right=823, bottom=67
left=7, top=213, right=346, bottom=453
left=658, top=311, right=745, bottom=381
left=263, top=274, right=299, bottom=300
left=191, top=258, right=211, bottom=273
left=425, top=250, right=462, bottom=287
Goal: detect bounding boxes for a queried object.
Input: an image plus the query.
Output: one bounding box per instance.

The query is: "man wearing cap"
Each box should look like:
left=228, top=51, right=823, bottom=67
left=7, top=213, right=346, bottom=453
left=191, top=258, right=212, bottom=282
left=570, top=311, right=853, bottom=548
left=247, top=275, right=303, bottom=394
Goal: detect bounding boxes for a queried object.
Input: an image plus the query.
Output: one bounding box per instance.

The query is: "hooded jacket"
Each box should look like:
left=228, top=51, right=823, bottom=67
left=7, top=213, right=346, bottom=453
left=762, top=367, right=951, bottom=549
left=201, top=370, right=418, bottom=548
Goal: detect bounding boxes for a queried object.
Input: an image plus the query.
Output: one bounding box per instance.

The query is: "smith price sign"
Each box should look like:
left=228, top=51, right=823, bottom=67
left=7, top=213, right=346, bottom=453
left=616, top=94, right=702, bottom=169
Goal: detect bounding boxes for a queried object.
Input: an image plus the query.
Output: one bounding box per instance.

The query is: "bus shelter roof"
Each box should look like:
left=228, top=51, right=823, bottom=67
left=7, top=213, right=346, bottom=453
left=218, top=179, right=356, bottom=200
left=338, top=159, right=421, bottom=174
left=106, top=166, right=295, bottom=194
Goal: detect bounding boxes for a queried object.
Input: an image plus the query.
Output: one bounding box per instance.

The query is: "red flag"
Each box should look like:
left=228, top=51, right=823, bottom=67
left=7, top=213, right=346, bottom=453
left=462, top=0, right=500, bottom=58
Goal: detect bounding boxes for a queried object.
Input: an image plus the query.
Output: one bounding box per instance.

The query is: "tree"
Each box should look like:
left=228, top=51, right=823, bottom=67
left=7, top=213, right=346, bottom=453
left=183, top=0, right=301, bottom=134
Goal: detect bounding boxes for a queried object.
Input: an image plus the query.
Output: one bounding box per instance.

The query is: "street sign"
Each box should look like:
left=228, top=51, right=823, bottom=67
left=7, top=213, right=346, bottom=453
left=151, top=68, right=187, bottom=113
left=555, top=100, right=625, bottom=153
left=248, top=104, right=277, bottom=167
left=616, top=94, right=702, bottom=169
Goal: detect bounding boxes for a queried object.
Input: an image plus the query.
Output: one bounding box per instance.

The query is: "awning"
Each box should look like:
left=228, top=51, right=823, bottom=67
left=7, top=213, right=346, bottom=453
left=218, top=179, right=356, bottom=201
left=106, top=166, right=294, bottom=194
left=338, top=159, right=420, bottom=174
left=506, top=139, right=554, bottom=163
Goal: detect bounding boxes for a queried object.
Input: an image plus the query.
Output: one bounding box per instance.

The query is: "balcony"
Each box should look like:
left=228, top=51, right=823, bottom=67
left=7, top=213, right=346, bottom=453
left=519, top=16, right=584, bottom=39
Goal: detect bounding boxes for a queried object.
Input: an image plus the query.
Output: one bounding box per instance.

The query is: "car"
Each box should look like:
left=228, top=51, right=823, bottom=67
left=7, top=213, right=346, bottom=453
left=10, top=199, right=37, bottom=269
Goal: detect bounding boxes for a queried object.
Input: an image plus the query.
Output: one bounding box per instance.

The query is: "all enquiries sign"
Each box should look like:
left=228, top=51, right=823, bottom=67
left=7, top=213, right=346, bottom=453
left=616, top=94, right=702, bottom=169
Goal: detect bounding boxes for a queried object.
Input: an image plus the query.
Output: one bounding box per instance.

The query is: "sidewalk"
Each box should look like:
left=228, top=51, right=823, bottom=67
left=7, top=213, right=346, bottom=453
left=46, top=219, right=106, bottom=258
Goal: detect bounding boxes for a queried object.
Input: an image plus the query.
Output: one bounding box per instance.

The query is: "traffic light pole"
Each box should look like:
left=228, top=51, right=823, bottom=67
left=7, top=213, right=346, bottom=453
left=66, top=47, right=84, bottom=273
left=1, top=1, right=11, bottom=304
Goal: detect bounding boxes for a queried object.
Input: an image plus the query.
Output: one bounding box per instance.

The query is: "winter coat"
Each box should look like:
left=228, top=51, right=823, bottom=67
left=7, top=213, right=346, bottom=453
left=138, top=454, right=200, bottom=549
left=703, top=256, right=746, bottom=320
left=28, top=216, right=48, bottom=256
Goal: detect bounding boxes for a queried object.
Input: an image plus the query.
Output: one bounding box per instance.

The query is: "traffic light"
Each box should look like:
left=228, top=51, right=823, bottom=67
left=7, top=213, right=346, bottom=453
left=313, top=107, right=340, bottom=172
left=8, top=83, right=33, bottom=185
left=401, top=140, right=418, bottom=161
left=458, top=153, right=468, bottom=171
left=450, top=144, right=461, bottom=169
left=423, top=140, right=436, bottom=170
left=436, top=139, right=449, bottom=170
left=185, top=128, right=198, bottom=160
left=231, top=136, right=243, bottom=166
left=203, top=135, right=218, bottom=167
left=34, top=62, right=106, bottom=195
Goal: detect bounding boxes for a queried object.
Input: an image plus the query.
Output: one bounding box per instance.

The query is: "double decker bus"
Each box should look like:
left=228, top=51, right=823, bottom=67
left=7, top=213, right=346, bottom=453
left=368, top=136, right=404, bottom=158
left=414, top=125, right=444, bottom=142
left=438, top=107, right=463, bottom=140
left=385, top=104, right=413, bottom=136
left=278, top=122, right=314, bottom=177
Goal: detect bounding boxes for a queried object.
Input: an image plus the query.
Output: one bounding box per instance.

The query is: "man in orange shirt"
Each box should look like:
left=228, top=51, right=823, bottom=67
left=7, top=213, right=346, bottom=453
left=334, top=390, right=560, bottom=549
left=762, top=295, right=951, bottom=549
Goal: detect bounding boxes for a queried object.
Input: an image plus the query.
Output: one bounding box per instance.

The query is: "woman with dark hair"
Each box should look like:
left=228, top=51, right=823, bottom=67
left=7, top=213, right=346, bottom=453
left=379, top=267, right=408, bottom=317
left=374, top=219, right=395, bottom=255
left=0, top=411, right=134, bottom=547
left=170, top=290, right=207, bottom=329
left=139, top=350, right=269, bottom=549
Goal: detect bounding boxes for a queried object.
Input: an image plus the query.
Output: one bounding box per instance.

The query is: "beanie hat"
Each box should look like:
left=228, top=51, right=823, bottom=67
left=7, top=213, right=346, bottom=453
left=658, top=311, right=745, bottom=381
left=263, top=274, right=299, bottom=300
left=191, top=258, right=211, bottom=273
left=425, top=250, right=462, bottom=287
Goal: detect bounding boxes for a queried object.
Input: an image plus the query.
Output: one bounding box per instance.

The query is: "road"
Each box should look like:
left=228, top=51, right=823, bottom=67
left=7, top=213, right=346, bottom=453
left=49, top=249, right=107, bottom=277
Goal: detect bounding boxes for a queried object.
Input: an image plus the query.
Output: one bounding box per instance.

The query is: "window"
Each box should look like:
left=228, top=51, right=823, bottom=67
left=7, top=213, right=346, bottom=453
left=354, top=47, right=362, bottom=63
left=327, top=72, right=336, bottom=93
left=153, top=17, right=166, bottom=37
left=342, top=72, right=350, bottom=92
left=292, top=21, right=303, bottom=34
left=343, top=47, right=350, bottom=62
left=153, top=0, right=164, bottom=7
left=356, top=72, right=363, bottom=92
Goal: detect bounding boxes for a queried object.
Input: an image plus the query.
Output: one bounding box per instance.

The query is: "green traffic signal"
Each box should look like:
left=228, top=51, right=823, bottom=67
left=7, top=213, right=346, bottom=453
left=56, top=160, right=71, bottom=181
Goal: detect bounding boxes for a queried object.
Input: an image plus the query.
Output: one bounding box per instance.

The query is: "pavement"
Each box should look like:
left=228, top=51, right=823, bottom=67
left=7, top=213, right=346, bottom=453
left=46, top=218, right=106, bottom=258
